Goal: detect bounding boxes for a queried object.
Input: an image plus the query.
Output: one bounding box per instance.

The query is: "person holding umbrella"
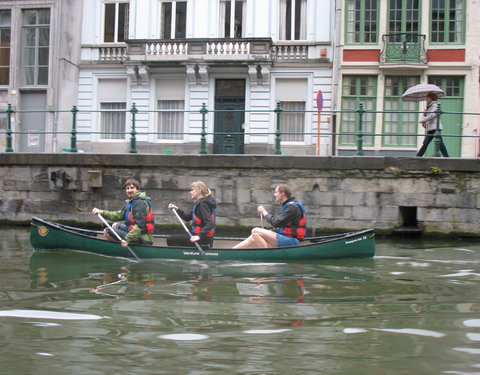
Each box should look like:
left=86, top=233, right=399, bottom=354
left=416, top=92, right=449, bottom=157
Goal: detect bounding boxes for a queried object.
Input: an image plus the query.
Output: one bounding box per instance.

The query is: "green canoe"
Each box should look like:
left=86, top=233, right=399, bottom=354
left=30, top=217, right=376, bottom=261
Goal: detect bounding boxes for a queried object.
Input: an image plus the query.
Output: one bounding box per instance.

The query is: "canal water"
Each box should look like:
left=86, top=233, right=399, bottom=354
left=1, top=227, right=480, bottom=375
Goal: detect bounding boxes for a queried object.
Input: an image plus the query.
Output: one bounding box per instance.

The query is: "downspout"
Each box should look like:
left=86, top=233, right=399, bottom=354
left=53, top=0, right=63, bottom=153
left=331, top=0, right=342, bottom=156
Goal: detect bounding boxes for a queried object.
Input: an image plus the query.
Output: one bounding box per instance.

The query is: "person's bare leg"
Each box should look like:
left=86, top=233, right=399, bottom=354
left=233, top=234, right=256, bottom=249
left=251, top=228, right=277, bottom=248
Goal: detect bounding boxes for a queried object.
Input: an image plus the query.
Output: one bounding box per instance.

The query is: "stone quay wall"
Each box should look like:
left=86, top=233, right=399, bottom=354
left=1, top=153, right=479, bottom=237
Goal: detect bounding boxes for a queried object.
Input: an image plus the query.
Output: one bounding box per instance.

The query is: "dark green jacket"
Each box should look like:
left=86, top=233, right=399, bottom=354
left=103, top=191, right=154, bottom=244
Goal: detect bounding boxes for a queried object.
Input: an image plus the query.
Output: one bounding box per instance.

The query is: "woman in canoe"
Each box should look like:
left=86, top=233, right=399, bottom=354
left=167, top=181, right=217, bottom=249
left=233, top=184, right=307, bottom=249
left=92, top=178, right=155, bottom=247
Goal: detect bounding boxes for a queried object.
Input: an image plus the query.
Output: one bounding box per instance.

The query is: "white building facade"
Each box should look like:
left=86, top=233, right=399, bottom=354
left=77, top=0, right=335, bottom=155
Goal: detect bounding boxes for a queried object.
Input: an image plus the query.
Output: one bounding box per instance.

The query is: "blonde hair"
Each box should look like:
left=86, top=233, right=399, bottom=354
left=190, top=181, right=212, bottom=197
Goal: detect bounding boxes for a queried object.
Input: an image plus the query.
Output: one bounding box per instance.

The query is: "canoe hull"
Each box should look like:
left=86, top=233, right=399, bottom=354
left=30, top=217, right=375, bottom=261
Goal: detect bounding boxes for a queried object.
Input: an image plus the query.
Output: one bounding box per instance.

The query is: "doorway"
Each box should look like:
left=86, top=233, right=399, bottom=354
left=214, top=79, right=245, bottom=154
left=19, top=92, right=47, bottom=152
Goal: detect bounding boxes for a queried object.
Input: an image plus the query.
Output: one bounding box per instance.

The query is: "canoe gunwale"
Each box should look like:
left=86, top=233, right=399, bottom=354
left=30, top=217, right=376, bottom=260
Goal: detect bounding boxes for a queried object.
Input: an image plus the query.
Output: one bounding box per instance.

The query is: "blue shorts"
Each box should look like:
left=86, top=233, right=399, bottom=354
left=276, top=233, right=300, bottom=247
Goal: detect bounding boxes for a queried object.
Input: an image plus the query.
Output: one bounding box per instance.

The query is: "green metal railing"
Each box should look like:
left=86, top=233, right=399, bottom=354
left=1, top=102, right=479, bottom=156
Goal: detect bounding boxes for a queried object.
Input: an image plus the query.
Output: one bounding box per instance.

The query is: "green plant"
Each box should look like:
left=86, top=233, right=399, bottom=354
left=431, top=166, right=443, bottom=175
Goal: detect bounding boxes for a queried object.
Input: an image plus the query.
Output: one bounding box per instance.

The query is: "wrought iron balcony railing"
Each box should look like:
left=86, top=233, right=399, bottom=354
left=379, top=33, right=428, bottom=65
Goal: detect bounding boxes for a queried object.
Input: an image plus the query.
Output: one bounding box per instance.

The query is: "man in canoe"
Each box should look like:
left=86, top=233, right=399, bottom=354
left=233, top=184, right=307, bottom=249
left=92, top=178, right=155, bottom=247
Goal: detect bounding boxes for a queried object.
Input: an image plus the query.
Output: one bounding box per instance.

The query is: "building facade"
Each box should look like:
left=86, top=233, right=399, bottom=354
left=336, top=0, right=480, bottom=157
left=77, top=0, right=334, bottom=155
left=0, top=0, right=82, bottom=153
left=1, top=0, right=479, bottom=157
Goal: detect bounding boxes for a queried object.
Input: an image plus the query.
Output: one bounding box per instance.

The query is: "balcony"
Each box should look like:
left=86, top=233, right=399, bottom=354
left=379, top=33, right=428, bottom=67
left=85, top=38, right=325, bottom=65
left=126, top=38, right=273, bottom=63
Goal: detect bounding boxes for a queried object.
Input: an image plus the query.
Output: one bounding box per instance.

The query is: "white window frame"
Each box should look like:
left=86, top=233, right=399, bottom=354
left=99, top=102, right=127, bottom=140
left=159, top=1, right=187, bottom=39
left=95, top=77, right=129, bottom=142
left=21, top=8, right=50, bottom=87
left=279, top=0, right=307, bottom=41
left=272, top=75, right=312, bottom=145
left=102, top=0, right=129, bottom=44
left=157, top=99, right=185, bottom=141
left=219, top=0, right=246, bottom=38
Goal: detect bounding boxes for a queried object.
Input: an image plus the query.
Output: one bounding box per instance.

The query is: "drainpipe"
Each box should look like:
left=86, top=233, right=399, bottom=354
left=53, top=0, right=63, bottom=153
left=331, top=0, right=342, bottom=156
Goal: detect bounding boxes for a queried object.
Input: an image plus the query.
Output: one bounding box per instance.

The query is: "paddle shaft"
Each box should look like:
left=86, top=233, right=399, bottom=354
left=96, top=213, right=140, bottom=261
left=171, top=208, right=206, bottom=255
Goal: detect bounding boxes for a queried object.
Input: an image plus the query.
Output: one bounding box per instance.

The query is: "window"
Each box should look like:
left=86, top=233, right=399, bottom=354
left=280, top=102, right=305, bottom=142
left=98, top=79, right=127, bottom=140
left=345, top=0, right=378, bottom=44
left=157, top=100, right=184, bottom=140
left=279, top=0, right=306, bottom=41
left=388, top=0, right=420, bottom=35
left=22, top=9, right=50, bottom=86
left=160, top=1, right=187, bottom=39
left=340, top=76, right=376, bottom=146
left=382, top=76, right=419, bottom=147
left=276, top=79, right=307, bottom=142
left=431, top=0, right=464, bottom=43
left=104, top=1, right=129, bottom=43
left=220, top=0, right=245, bottom=38
left=0, top=10, right=11, bottom=85
left=100, top=102, right=126, bottom=139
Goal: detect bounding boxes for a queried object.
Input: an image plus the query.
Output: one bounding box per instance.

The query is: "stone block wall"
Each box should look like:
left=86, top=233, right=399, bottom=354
left=0, top=153, right=479, bottom=236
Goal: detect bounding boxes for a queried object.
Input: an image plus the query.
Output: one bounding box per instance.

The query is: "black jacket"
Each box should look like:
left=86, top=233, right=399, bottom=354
left=177, top=196, right=217, bottom=239
left=264, top=198, right=303, bottom=233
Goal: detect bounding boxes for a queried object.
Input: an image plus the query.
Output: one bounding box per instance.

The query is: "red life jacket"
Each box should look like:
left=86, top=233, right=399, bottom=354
left=278, top=201, right=307, bottom=240
left=124, top=198, right=155, bottom=234
left=192, top=204, right=216, bottom=238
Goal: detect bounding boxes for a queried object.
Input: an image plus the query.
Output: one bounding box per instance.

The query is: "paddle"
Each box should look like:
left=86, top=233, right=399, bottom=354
left=171, top=208, right=207, bottom=256
left=96, top=213, right=141, bottom=261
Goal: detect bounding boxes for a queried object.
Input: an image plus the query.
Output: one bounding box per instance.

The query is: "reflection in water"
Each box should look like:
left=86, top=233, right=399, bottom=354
left=30, top=252, right=358, bottom=303
left=4, top=228, right=480, bottom=374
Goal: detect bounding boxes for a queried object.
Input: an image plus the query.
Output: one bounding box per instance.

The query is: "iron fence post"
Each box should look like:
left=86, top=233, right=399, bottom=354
left=200, top=103, right=208, bottom=154
left=274, top=102, right=283, bottom=155
left=70, top=105, right=78, bottom=152
left=432, top=102, right=442, bottom=157
left=356, top=102, right=365, bottom=156
left=129, top=103, right=137, bottom=153
left=6, top=104, right=13, bottom=152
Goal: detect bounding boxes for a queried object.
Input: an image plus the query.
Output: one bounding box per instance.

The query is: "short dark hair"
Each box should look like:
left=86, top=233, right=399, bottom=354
left=276, top=184, right=292, bottom=198
left=124, top=178, right=141, bottom=190
left=427, top=92, right=438, bottom=101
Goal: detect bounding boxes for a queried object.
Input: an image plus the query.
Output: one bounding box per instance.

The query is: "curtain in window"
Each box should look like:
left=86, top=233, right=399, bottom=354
left=279, top=0, right=306, bottom=41
left=219, top=0, right=245, bottom=38
left=100, top=102, right=126, bottom=139
left=157, top=100, right=184, bottom=140
left=0, top=10, right=11, bottom=85
left=280, top=102, right=305, bottom=142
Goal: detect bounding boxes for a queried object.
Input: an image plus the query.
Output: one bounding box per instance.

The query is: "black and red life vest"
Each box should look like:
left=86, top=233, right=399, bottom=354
left=277, top=201, right=307, bottom=240
left=191, top=203, right=216, bottom=238
left=124, top=198, right=155, bottom=234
